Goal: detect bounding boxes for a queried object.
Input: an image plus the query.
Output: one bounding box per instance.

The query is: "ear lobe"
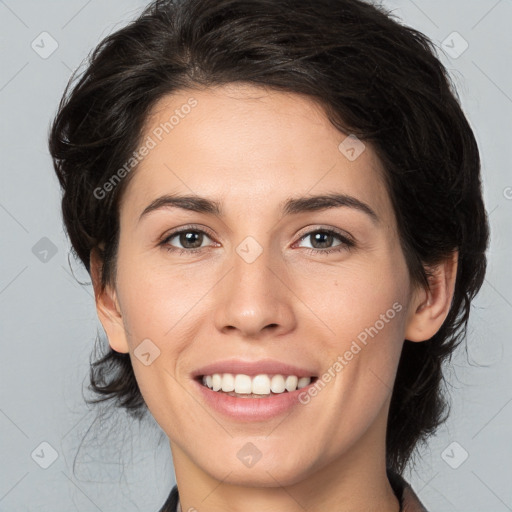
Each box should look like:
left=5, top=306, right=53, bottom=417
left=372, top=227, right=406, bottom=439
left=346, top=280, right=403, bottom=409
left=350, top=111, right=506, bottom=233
left=404, top=251, right=458, bottom=342
left=90, top=247, right=130, bottom=354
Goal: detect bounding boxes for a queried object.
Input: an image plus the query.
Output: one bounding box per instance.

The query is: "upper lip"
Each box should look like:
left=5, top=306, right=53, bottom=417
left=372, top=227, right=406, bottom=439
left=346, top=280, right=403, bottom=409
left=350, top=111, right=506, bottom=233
left=192, top=359, right=318, bottom=379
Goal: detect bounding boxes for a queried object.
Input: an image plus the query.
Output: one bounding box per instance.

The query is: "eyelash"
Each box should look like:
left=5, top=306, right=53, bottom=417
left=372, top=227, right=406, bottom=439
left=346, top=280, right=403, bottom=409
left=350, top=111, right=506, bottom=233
left=159, top=225, right=355, bottom=257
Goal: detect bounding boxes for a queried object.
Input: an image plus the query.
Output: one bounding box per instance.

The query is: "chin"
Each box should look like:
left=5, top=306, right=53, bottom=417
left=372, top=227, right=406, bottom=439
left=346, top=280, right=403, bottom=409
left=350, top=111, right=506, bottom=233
left=200, top=448, right=316, bottom=488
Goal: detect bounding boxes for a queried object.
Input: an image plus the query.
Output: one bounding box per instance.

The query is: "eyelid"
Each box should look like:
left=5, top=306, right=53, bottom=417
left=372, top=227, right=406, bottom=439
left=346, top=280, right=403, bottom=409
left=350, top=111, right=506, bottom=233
left=294, top=225, right=355, bottom=245
left=160, top=223, right=216, bottom=241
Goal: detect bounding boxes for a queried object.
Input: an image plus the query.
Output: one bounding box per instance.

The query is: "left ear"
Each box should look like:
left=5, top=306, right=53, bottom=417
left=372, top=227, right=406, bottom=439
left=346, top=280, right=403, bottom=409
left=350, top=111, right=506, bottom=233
left=404, top=251, right=459, bottom=342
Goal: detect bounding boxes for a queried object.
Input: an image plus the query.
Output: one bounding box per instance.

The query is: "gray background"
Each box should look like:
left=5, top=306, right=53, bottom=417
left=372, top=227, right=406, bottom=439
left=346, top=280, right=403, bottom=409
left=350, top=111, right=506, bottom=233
left=0, top=1, right=511, bottom=510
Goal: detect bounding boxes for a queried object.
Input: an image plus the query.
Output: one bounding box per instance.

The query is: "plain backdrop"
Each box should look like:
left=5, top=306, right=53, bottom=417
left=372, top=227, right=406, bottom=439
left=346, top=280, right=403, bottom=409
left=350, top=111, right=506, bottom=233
left=0, top=1, right=511, bottom=510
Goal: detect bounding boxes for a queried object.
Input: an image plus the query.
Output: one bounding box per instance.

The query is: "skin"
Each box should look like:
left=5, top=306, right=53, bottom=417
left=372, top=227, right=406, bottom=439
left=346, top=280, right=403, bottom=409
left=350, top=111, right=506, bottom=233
left=90, top=83, right=458, bottom=512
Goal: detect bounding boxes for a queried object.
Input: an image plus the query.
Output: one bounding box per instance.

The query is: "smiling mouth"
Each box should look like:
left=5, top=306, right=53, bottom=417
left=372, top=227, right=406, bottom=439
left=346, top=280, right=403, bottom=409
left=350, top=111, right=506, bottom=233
left=196, top=373, right=318, bottom=398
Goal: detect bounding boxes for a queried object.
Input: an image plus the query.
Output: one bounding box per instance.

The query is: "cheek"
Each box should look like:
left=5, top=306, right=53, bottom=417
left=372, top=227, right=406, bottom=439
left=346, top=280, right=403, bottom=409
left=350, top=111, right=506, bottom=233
left=302, top=256, right=408, bottom=343
left=114, top=248, right=215, bottom=344
left=305, top=250, right=410, bottom=391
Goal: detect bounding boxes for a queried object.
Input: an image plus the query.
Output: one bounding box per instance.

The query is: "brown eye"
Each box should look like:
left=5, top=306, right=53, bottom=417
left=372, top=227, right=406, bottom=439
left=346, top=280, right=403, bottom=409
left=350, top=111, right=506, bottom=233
left=160, top=227, right=215, bottom=254
left=175, top=231, right=205, bottom=249
left=296, top=229, right=355, bottom=255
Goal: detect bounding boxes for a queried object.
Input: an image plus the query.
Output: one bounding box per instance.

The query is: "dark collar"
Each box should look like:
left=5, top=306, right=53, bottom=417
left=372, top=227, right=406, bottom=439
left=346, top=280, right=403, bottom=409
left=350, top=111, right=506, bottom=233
left=387, top=470, right=429, bottom=512
left=158, top=470, right=429, bottom=512
left=158, top=483, right=179, bottom=512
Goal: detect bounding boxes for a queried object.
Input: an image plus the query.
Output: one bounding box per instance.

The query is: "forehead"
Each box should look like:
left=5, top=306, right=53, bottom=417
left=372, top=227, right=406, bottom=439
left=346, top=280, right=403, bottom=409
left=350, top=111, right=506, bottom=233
left=120, top=83, right=392, bottom=225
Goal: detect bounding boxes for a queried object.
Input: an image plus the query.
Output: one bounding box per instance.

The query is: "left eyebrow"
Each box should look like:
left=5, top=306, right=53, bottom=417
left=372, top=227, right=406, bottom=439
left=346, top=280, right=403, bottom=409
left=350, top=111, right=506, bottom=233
left=137, top=192, right=379, bottom=225
left=280, top=193, right=379, bottom=224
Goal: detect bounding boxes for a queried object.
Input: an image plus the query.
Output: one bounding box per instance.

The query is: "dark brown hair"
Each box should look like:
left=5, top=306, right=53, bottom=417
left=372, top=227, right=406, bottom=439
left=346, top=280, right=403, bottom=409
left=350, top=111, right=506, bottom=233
left=48, top=0, right=490, bottom=474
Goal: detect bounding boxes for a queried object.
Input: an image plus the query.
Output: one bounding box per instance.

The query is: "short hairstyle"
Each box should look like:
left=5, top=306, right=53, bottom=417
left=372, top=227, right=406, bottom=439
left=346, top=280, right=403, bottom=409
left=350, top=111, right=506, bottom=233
left=48, top=0, right=490, bottom=474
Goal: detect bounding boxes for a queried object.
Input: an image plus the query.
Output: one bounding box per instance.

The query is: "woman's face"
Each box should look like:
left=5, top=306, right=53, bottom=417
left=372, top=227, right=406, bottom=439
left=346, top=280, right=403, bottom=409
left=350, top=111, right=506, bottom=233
left=100, top=83, right=422, bottom=486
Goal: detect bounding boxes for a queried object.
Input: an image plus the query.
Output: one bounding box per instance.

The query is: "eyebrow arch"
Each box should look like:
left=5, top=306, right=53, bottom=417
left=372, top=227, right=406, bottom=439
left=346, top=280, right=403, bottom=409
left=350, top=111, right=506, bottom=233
left=138, top=193, right=379, bottom=224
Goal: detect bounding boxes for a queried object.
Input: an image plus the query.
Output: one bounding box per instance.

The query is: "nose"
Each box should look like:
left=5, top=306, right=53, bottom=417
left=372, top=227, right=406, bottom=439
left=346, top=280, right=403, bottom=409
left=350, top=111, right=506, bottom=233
left=213, top=240, right=297, bottom=339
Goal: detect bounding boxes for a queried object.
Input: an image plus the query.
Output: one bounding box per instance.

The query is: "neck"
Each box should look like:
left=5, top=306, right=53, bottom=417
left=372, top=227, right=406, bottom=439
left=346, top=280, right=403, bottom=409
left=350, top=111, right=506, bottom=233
left=173, top=461, right=399, bottom=512
left=169, top=408, right=400, bottom=512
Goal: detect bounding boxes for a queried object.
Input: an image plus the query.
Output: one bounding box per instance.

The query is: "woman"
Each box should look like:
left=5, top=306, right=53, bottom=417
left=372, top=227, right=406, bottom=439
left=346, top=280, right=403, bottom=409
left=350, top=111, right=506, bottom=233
left=48, top=0, right=489, bottom=510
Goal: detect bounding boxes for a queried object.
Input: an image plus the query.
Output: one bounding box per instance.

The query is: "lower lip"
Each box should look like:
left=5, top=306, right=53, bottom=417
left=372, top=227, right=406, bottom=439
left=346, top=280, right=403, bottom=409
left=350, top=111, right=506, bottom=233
left=193, top=378, right=318, bottom=421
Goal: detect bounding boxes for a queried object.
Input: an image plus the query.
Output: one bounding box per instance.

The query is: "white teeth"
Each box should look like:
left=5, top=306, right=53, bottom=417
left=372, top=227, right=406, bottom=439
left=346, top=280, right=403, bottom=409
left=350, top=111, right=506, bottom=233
left=285, top=375, right=298, bottom=392
left=270, top=375, right=286, bottom=393
left=252, top=374, right=270, bottom=395
left=297, top=377, right=311, bottom=389
left=201, top=373, right=313, bottom=395
left=212, top=374, right=222, bottom=391
left=221, top=373, right=235, bottom=392
left=234, top=374, right=252, bottom=394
